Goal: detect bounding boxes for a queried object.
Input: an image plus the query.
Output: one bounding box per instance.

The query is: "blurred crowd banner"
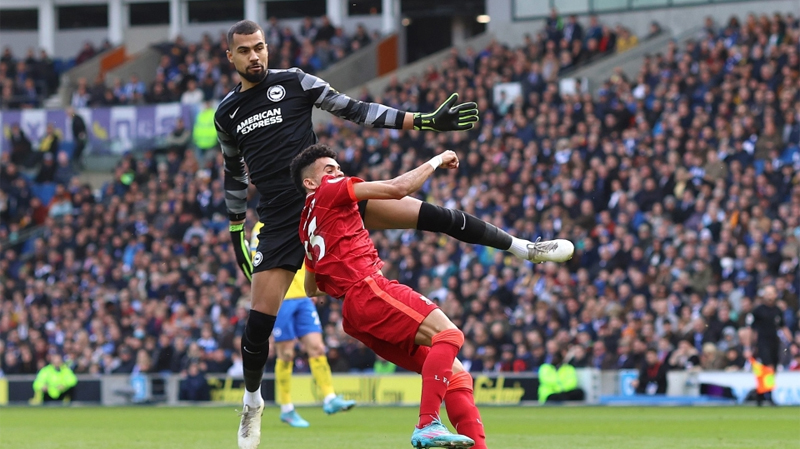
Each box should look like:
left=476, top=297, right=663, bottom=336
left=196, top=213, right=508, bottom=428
left=0, top=371, right=578, bottom=406
left=1, top=375, right=102, bottom=404
left=0, top=103, right=196, bottom=156
left=514, top=0, right=728, bottom=19
left=2, top=371, right=799, bottom=406
left=698, top=372, right=800, bottom=406
left=257, top=374, right=541, bottom=407
left=272, top=375, right=423, bottom=406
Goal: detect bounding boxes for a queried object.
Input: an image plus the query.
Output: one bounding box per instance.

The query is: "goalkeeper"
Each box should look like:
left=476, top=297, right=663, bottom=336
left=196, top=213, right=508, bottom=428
left=250, top=221, right=355, bottom=427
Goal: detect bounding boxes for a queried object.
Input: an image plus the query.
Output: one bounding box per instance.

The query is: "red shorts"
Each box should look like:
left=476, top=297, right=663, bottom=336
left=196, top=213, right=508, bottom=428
left=342, top=274, right=438, bottom=361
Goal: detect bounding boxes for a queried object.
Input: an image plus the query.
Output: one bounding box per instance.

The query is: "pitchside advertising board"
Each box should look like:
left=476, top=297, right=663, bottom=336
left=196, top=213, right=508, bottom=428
left=697, top=372, right=800, bottom=405
left=205, top=374, right=538, bottom=405
left=0, top=104, right=196, bottom=156
left=618, top=370, right=800, bottom=405
left=0, top=377, right=102, bottom=404
left=3, top=372, right=799, bottom=405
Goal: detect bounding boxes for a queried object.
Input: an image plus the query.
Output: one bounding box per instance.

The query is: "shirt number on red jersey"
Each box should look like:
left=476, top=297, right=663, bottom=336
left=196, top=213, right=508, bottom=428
left=305, top=216, right=326, bottom=261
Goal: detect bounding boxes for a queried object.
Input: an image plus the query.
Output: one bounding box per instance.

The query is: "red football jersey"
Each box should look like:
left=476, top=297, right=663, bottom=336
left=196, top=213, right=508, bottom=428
left=300, top=175, right=384, bottom=298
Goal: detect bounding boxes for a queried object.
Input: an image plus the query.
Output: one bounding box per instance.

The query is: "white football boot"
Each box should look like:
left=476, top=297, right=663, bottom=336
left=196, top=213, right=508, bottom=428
left=527, top=237, right=575, bottom=263
left=237, top=397, right=265, bottom=449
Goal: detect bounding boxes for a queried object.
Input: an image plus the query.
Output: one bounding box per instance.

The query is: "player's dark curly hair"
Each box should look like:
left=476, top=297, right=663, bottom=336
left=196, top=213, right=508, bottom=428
left=290, top=144, right=338, bottom=193
left=227, top=20, right=265, bottom=49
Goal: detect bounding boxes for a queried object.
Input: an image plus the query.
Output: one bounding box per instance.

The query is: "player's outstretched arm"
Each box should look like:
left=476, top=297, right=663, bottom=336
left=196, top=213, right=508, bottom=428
left=304, top=268, right=323, bottom=298
left=352, top=150, right=459, bottom=201
left=298, top=69, right=477, bottom=131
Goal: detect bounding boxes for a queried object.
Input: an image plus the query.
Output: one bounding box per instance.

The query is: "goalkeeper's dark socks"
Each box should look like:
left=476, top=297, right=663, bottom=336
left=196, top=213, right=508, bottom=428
left=416, top=203, right=513, bottom=250
left=241, top=310, right=276, bottom=393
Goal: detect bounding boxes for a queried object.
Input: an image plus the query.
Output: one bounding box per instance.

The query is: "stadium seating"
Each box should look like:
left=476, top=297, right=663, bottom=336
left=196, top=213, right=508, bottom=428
left=1, top=12, right=799, bottom=382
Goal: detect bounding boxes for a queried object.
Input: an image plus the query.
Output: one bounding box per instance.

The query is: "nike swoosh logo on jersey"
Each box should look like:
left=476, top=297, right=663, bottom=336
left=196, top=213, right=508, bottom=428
left=242, top=346, right=260, bottom=355
left=460, top=213, right=466, bottom=230
left=229, top=107, right=240, bottom=119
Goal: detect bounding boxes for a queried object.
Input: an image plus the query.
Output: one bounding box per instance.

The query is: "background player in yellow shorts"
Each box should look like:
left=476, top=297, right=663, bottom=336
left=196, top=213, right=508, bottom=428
left=251, top=221, right=355, bottom=427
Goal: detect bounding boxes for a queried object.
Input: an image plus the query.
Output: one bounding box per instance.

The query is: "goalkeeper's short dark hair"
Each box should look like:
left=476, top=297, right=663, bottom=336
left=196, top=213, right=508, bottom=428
left=227, top=20, right=265, bottom=49
left=290, top=144, right=338, bottom=193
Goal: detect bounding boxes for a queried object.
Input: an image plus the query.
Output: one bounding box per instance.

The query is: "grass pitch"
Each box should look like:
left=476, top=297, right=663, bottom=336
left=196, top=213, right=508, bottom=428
left=0, top=405, right=798, bottom=449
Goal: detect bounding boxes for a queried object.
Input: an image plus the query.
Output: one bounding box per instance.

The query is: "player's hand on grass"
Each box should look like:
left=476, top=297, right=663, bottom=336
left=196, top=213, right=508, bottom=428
left=413, top=93, right=478, bottom=132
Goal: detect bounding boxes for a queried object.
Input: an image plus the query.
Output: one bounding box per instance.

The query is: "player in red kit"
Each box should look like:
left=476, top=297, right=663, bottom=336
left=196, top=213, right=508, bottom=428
left=291, top=144, right=488, bottom=449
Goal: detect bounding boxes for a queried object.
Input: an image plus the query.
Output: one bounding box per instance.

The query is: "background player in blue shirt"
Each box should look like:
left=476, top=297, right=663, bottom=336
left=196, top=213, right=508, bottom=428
left=250, top=221, right=353, bottom=427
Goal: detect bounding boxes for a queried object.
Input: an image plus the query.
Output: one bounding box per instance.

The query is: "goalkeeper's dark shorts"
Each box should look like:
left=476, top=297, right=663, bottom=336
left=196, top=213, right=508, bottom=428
left=253, top=191, right=305, bottom=274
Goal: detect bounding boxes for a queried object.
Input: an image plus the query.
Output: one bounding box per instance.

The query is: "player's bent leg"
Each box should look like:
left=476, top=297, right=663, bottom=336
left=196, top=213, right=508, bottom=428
left=239, top=268, right=294, bottom=449
left=411, top=359, right=476, bottom=449
left=415, top=314, right=476, bottom=448
left=444, top=371, right=487, bottom=449
left=363, top=197, right=573, bottom=263
left=414, top=308, right=459, bottom=346
left=341, top=277, right=469, bottom=446
left=353, top=328, right=486, bottom=449
left=347, top=329, right=476, bottom=447
left=413, top=310, right=469, bottom=446
left=275, top=307, right=297, bottom=413
left=352, top=329, right=428, bottom=374
left=416, top=326, right=463, bottom=427
left=361, top=196, right=422, bottom=229
left=275, top=341, right=309, bottom=428
left=300, top=332, right=356, bottom=414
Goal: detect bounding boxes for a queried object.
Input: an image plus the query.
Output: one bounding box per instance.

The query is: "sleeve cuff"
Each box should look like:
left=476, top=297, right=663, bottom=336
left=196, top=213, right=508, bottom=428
left=347, top=177, right=364, bottom=202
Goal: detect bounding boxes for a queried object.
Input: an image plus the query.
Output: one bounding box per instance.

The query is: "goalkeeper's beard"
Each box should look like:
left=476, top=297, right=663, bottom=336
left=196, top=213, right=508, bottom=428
left=238, top=64, right=267, bottom=84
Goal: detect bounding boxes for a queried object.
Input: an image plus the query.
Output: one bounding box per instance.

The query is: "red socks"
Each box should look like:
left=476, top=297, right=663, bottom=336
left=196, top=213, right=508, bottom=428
left=418, top=329, right=464, bottom=428
left=445, top=371, right=487, bottom=449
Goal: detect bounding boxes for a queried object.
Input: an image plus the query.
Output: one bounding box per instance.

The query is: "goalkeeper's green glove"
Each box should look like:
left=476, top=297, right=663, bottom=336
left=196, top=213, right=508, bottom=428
left=413, top=93, right=479, bottom=132
left=230, top=223, right=253, bottom=282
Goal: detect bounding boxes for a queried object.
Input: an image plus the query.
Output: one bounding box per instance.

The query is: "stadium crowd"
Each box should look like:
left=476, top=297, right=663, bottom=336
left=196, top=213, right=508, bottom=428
left=0, top=38, right=115, bottom=111
left=70, top=16, right=379, bottom=109
left=2, top=11, right=800, bottom=384
left=68, top=11, right=632, bottom=109
left=0, top=47, right=61, bottom=110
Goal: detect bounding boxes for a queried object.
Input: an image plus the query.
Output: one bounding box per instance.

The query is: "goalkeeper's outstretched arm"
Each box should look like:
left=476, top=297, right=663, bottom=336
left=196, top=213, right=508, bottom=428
left=298, top=68, right=479, bottom=132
